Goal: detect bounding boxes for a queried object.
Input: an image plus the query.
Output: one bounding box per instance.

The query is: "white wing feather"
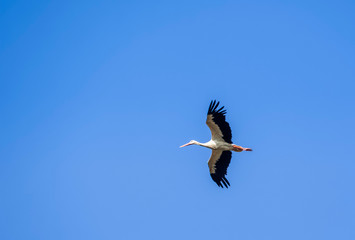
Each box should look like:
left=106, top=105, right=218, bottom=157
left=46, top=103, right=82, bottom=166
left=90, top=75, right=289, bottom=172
left=206, top=115, right=225, bottom=142
left=207, top=150, right=223, bottom=174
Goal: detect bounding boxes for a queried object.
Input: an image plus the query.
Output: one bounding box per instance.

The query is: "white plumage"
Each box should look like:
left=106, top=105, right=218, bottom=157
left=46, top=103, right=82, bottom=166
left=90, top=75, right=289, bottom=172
left=180, top=100, right=252, bottom=188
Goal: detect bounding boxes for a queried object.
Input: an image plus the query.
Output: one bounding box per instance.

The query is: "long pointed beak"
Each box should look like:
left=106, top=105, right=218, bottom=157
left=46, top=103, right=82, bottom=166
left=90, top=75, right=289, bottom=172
left=180, top=143, right=192, bottom=148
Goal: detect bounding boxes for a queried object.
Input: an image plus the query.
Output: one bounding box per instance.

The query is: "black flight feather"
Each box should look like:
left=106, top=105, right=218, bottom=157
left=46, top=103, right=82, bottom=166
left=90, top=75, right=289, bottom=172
left=210, top=151, right=232, bottom=188
left=207, top=100, right=233, bottom=144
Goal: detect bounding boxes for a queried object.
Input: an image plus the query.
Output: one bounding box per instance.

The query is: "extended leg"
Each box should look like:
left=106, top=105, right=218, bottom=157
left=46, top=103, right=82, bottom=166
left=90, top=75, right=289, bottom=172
left=232, top=144, right=252, bottom=152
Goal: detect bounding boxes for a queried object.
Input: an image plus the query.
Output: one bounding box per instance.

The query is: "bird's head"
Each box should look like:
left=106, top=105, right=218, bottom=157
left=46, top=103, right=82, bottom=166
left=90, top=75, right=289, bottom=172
left=180, top=140, right=197, bottom=148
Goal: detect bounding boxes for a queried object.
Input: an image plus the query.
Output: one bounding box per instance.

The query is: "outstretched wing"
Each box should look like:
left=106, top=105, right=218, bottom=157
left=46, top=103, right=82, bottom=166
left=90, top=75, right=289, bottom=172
left=208, top=150, right=232, bottom=188
left=206, top=100, right=232, bottom=143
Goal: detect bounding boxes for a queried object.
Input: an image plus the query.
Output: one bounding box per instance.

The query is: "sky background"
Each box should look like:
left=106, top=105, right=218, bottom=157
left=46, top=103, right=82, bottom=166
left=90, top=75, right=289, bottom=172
left=1, top=0, right=355, bottom=239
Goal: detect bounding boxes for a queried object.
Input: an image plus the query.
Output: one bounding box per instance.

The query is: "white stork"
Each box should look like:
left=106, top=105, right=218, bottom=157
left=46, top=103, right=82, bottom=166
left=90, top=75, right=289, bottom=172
left=180, top=100, right=252, bottom=188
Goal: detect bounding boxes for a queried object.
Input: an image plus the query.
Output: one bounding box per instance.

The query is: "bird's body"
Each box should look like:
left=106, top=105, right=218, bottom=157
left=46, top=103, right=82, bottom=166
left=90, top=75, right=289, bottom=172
left=186, top=140, right=240, bottom=151
left=180, top=100, right=252, bottom=188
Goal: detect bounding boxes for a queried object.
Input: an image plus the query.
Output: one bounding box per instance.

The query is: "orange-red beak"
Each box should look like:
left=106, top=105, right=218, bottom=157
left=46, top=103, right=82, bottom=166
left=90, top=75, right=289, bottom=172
left=180, top=143, right=192, bottom=148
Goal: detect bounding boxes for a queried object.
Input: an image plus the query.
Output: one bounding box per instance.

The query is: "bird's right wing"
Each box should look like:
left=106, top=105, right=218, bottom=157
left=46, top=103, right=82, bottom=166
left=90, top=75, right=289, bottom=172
left=208, top=150, right=232, bottom=188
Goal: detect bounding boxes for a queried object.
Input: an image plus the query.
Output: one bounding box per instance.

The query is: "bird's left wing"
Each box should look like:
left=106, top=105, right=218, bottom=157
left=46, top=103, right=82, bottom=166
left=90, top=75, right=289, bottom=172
left=206, top=100, right=232, bottom=143
left=208, top=150, right=232, bottom=188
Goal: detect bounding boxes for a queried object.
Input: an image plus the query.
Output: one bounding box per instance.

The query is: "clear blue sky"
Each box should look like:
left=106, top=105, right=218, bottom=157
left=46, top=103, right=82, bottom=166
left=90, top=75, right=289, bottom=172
left=1, top=0, right=354, bottom=239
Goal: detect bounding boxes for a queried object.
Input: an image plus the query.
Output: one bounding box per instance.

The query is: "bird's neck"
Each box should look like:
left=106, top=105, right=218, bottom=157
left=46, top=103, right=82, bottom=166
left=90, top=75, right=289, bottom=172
left=194, top=141, right=213, bottom=149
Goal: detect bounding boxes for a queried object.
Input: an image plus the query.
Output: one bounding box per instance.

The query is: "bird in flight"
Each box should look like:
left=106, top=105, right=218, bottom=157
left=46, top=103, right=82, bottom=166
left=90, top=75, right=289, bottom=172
left=180, top=100, right=252, bottom=188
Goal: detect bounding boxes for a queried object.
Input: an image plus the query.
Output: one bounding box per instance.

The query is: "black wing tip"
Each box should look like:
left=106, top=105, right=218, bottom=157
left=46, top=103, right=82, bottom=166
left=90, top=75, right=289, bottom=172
left=208, top=100, right=226, bottom=115
left=207, top=100, right=232, bottom=143
left=211, top=174, right=231, bottom=189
